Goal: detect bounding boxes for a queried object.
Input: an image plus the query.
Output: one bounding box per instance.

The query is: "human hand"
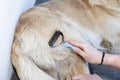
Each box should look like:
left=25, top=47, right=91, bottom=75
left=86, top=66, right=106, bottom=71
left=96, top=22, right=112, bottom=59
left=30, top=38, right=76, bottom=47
left=72, top=74, right=103, bottom=80
left=67, top=40, right=103, bottom=64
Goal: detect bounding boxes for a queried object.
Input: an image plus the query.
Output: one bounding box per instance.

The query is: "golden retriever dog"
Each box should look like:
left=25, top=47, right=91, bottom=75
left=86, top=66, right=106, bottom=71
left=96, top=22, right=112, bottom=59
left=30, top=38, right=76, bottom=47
left=11, top=0, right=120, bottom=80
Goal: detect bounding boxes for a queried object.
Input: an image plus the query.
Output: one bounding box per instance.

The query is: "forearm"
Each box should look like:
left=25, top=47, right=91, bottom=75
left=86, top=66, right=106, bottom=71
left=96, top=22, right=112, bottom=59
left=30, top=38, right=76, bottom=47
left=67, top=40, right=120, bottom=70
left=103, top=53, right=120, bottom=70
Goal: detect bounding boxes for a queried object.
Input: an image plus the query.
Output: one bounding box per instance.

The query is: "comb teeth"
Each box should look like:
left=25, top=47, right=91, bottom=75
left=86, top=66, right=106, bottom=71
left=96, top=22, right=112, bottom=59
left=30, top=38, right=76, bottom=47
left=48, top=30, right=64, bottom=47
left=63, top=41, right=76, bottom=50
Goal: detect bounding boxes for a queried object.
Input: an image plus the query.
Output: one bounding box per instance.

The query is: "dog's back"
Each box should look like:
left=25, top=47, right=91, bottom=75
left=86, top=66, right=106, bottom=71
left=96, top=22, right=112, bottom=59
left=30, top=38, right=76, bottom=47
left=11, top=0, right=120, bottom=80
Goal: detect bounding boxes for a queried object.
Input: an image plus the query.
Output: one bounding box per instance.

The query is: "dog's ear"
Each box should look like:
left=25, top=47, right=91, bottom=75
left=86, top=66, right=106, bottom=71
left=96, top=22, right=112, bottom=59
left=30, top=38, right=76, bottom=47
left=88, top=0, right=120, bottom=12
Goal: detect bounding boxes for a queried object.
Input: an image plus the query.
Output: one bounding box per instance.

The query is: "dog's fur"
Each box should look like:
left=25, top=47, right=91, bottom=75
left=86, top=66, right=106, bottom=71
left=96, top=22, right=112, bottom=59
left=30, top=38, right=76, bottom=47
left=11, top=0, right=120, bottom=80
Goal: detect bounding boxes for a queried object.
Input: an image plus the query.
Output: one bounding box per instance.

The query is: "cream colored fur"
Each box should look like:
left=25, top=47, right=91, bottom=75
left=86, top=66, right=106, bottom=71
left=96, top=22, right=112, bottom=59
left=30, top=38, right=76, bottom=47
left=11, top=0, right=120, bottom=80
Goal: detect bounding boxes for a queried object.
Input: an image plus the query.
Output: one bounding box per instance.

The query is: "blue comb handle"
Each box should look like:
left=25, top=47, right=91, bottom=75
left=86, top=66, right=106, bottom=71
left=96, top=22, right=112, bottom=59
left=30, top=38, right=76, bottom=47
left=63, top=41, right=76, bottom=50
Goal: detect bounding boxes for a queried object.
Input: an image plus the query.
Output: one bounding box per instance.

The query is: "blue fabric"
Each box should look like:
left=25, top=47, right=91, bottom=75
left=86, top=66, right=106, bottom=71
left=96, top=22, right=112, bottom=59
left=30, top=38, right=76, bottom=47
left=90, top=64, right=120, bottom=80
left=35, top=0, right=49, bottom=5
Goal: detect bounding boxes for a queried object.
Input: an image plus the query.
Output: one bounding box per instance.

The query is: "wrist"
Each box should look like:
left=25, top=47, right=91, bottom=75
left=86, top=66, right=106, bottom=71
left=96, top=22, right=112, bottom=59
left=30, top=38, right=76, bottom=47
left=99, top=52, right=105, bottom=65
left=104, top=54, right=120, bottom=70
left=102, top=53, right=112, bottom=65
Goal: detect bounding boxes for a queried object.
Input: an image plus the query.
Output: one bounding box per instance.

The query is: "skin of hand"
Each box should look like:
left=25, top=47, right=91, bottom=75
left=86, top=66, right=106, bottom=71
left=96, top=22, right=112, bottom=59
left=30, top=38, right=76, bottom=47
left=67, top=40, right=120, bottom=80
left=67, top=40, right=103, bottom=64
left=67, top=40, right=103, bottom=80
left=72, top=74, right=103, bottom=80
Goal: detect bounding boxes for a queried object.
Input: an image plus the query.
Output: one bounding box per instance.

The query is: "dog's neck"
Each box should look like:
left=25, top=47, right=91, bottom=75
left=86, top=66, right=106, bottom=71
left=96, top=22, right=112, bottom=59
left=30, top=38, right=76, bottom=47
left=41, top=0, right=120, bottom=17
left=40, top=0, right=120, bottom=33
left=88, top=0, right=120, bottom=14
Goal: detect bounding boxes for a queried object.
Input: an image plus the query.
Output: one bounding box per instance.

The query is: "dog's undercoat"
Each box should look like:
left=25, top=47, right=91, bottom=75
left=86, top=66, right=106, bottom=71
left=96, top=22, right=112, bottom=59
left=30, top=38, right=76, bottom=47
left=11, top=0, right=120, bottom=80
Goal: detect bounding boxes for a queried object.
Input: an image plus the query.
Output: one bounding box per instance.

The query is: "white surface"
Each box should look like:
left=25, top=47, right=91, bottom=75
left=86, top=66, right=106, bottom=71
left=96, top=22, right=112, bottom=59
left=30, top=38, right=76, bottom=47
left=0, top=0, right=35, bottom=80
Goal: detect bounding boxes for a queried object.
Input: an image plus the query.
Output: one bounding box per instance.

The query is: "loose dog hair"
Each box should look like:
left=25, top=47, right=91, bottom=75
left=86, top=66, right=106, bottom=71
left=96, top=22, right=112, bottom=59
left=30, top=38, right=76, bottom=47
left=11, top=0, right=120, bottom=80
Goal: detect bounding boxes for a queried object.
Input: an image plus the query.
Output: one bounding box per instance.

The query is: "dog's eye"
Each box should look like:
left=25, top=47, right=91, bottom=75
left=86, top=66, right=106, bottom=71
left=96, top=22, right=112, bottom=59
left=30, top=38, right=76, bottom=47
left=48, top=30, right=64, bottom=47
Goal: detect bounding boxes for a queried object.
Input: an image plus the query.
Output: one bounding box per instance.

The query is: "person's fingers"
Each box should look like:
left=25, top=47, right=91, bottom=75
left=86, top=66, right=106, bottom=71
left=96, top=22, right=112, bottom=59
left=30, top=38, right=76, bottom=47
left=72, top=74, right=103, bottom=80
left=75, top=47, right=86, bottom=57
left=72, top=74, right=85, bottom=80
left=72, top=75, right=81, bottom=80
left=93, top=74, right=103, bottom=79
left=67, top=40, right=85, bottom=49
